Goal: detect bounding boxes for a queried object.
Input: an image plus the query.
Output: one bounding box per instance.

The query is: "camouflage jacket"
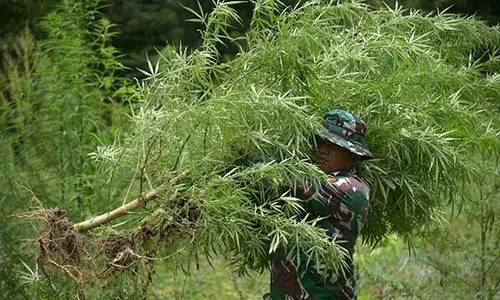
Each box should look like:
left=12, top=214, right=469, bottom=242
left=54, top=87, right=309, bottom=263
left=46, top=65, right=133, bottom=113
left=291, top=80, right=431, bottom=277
left=268, top=170, right=370, bottom=300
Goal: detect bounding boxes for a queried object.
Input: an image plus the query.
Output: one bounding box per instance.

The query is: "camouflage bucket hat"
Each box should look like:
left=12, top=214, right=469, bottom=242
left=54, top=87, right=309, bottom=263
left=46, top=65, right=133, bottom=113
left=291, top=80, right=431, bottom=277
left=318, top=109, right=374, bottom=160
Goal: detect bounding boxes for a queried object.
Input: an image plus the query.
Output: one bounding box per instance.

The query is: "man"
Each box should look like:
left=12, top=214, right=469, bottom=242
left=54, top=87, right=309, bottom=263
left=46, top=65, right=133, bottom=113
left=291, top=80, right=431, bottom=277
left=267, top=109, right=374, bottom=300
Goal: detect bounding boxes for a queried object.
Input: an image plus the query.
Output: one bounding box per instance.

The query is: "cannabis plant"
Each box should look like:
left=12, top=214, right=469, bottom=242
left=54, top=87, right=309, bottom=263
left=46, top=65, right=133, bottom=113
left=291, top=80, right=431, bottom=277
left=87, top=0, right=500, bottom=273
left=15, top=0, right=500, bottom=297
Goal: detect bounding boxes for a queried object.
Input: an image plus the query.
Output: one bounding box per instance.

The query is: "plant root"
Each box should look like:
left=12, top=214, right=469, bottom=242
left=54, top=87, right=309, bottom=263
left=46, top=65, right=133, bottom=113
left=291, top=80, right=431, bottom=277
left=35, top=209, right=84, bottom=265
left=18, top=187, right=196, bottom=296
left=98, top=235, right=138, bottom=269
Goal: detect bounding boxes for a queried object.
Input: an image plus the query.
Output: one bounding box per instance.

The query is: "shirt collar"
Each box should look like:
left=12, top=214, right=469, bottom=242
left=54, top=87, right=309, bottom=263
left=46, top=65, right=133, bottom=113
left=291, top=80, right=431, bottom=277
left=328, top=169, right=355, bottom=177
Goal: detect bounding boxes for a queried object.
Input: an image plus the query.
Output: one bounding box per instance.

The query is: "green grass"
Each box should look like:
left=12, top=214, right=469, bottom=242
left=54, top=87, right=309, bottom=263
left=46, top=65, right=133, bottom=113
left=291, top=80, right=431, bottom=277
left=149, top=258, right=269, bottom=300
left=357, top=216, right=498, bottom=299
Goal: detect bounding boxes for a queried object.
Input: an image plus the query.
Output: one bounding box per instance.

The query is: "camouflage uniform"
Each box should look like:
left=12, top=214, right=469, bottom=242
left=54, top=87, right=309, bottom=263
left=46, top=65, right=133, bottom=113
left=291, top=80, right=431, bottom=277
left=267, top=109, right=373, bottom=300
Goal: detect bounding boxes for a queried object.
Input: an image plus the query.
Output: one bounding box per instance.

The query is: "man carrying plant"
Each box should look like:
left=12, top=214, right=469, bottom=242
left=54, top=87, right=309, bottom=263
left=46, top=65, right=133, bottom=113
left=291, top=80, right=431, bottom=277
left=267, top=109, right=374, bottom=300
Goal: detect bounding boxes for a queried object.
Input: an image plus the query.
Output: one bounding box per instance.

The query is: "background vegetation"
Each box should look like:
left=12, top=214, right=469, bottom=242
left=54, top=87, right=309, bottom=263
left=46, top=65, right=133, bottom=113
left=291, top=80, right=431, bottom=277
left=2, top=0, right=500, bottom=75
left=0, top=0, right=498, bottom=299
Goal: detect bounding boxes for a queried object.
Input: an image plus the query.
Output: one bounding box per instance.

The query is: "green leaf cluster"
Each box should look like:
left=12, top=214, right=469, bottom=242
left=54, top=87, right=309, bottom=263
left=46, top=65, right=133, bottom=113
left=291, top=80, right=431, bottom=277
left=91, top=0, right=500, bottom=275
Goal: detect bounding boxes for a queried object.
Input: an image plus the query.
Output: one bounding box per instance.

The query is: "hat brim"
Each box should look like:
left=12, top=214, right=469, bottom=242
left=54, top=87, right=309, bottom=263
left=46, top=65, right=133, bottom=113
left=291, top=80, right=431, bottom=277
left=319, top=130, right=374, bottom=160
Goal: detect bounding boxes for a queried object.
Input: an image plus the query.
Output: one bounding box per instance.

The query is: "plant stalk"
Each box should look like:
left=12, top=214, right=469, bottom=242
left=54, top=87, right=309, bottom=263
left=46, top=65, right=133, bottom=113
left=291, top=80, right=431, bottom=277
left=74, top=191, right=158, bottom=232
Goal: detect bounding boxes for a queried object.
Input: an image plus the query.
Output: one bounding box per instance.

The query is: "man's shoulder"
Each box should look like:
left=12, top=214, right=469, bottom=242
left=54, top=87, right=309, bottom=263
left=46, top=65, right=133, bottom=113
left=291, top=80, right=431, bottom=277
left=326, top=171, right=370, bottom=200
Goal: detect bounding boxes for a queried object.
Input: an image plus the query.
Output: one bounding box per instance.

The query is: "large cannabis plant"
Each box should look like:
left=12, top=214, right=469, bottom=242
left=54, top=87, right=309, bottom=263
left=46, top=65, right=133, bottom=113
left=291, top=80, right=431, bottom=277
left=21, top=0, right=500, bottom=296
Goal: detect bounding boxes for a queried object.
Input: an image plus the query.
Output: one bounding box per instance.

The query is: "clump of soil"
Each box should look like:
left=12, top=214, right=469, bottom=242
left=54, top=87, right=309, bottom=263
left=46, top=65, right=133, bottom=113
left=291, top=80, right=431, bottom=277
left=98, top=235, right=137, bottom=268
left=37, top=209, right=84, bottom=264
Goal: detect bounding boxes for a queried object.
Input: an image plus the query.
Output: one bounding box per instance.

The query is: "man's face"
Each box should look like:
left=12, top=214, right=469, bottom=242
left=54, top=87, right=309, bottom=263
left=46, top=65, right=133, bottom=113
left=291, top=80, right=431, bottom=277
left=315, top=138, right=356, bottom=173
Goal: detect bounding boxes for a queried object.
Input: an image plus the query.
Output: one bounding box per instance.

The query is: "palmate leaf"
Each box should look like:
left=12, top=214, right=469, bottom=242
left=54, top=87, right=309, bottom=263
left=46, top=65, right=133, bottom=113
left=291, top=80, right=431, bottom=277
left=92, top=0, right=500, bottom=274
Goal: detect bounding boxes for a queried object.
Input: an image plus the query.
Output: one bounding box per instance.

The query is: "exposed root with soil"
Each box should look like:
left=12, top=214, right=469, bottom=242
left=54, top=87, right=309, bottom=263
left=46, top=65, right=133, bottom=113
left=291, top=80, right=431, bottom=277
left=19, top=189, right=197, bottom=298
left=36, top=209, right=84, bottom=265
left=98, top=235, right=138, bottom=269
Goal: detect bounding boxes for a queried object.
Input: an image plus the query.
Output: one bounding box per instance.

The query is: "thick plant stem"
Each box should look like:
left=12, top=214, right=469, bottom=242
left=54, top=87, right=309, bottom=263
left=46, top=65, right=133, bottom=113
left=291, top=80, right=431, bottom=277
left=74, top=191, right=158, bottom=232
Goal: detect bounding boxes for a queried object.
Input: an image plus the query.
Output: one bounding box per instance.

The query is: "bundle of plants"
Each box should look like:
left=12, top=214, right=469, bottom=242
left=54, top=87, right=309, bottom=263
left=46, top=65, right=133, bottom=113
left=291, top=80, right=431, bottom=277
left=23, top=0, right=499, bottom=295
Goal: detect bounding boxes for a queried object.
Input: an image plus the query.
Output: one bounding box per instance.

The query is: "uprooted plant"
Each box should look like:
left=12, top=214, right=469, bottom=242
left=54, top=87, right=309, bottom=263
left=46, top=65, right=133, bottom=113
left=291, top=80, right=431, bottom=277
left=17, top=175, right=191, bottom=297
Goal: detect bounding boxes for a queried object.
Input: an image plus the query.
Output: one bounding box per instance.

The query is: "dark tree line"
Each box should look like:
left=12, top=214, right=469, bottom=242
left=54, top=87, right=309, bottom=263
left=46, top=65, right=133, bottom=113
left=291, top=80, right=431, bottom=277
left=2, top=0, right=499, bottom=73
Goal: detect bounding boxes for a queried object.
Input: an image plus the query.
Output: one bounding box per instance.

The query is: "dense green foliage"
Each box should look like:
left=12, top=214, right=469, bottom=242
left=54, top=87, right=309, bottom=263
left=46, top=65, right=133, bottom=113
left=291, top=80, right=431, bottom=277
left=0, top=0, right=129, bottom=297
left=0, top=0, right=126, bottom=212
left=0, top=0, right=498, bottom=299
left=91, top=0, right=499, bottom=285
